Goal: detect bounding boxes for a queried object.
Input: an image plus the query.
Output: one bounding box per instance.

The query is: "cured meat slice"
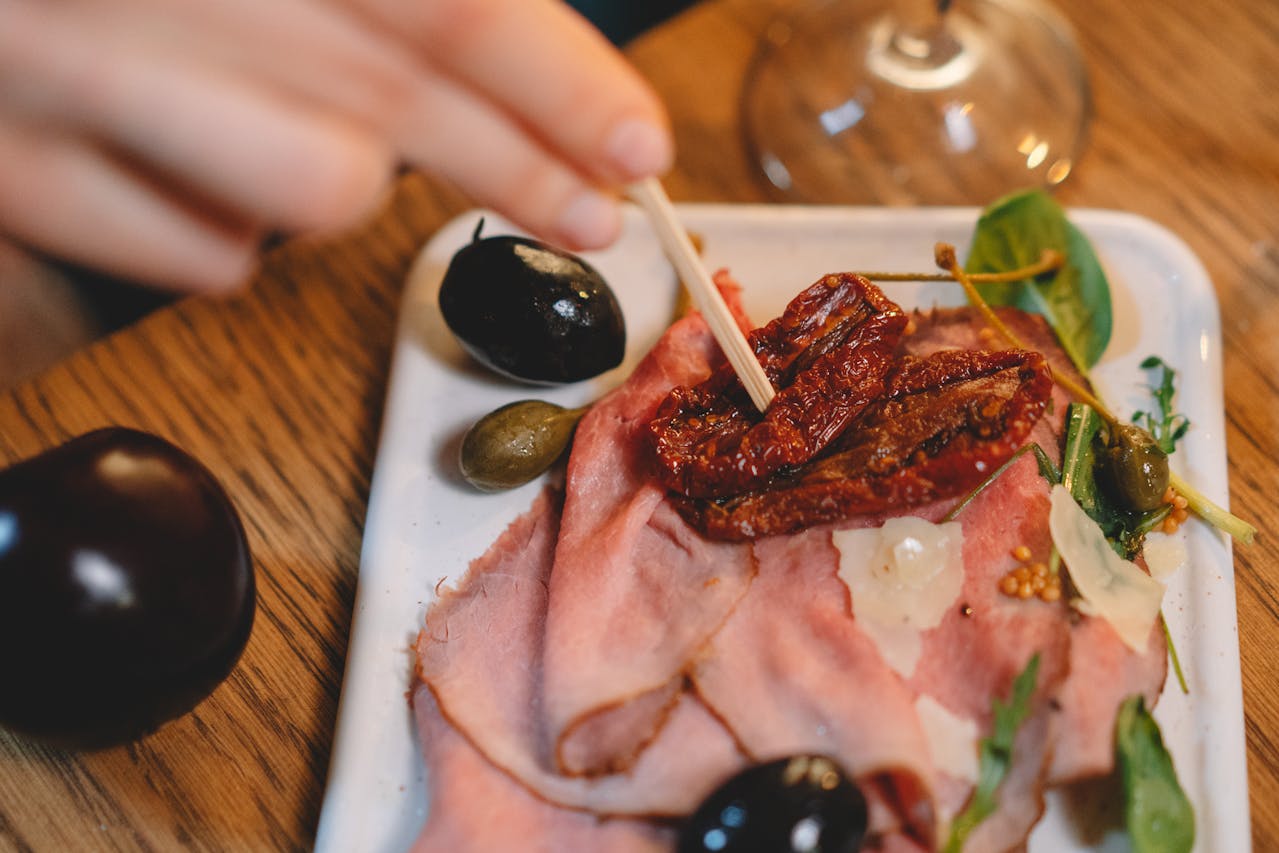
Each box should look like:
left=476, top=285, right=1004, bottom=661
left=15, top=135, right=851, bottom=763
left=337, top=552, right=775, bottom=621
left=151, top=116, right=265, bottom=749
left=1047, top=616, right=1168, bottom=784
left=541, top=300, right=757, bottom=778
left=690, top=526, right=939, bottom=847
left=908, top=307, right=1170, bottom=789
left=896, top=306, right=1167, bottom=851
left=415, top=487, right=747, bottom=817
left=411, top=292, right=1171, bottom=851
left=962, top=708, right=1056, bottom=852
left=892, top=309, right=1071, bottom=851
left=410, top=686, right=676, bottom=853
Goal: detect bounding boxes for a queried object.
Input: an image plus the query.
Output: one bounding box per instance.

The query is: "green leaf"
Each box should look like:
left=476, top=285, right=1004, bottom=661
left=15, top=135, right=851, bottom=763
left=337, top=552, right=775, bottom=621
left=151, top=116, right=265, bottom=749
left=944, top=654, right=1040, bottom=852
left=1061, top=403, right=1167, bottom=560
left=965, top=188, right=1113, bottom=372
left=1132, top=355, right=1191, bottom=455
left=1115, top=696, right=1195, bottom=853
left=1061, top=403, right=1107, bottom=519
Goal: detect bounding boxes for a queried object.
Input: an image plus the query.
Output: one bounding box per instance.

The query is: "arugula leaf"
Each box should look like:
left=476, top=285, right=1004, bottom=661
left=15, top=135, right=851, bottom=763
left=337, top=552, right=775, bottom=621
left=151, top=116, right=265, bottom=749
left=944, top=654, right=1040, bottom=853
left=966, top=189, right=1113, bottom=373
left=1133, top=355, right=1191, bottom=454
left=1061, top=403, right=1167, bottom=560
left=1115, top=696, right=1195, bottom=853
left=941, top=443, right=1060, bottom=523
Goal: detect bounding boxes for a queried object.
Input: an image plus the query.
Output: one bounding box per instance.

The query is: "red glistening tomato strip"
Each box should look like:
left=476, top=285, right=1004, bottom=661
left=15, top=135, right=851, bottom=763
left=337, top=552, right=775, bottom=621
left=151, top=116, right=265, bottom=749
left=650, top=272, right=1055, bottom=540
left=674, top=347, right=1052, bottom=539
left=650, top=273, right=907, bottom=500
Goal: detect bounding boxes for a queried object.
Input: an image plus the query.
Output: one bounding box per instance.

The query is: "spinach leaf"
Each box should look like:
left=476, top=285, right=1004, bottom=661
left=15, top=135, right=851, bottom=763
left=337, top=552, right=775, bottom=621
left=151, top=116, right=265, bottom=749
left=966, top=189, right=1112, bottom=372
left=1133, top=355, right=1191, bottom=454
left=944, top=654, right=1040, bottom=853
left=1061, top=403, right=1166, bottom=560
left=1115, top=696, right=1195, bottom=853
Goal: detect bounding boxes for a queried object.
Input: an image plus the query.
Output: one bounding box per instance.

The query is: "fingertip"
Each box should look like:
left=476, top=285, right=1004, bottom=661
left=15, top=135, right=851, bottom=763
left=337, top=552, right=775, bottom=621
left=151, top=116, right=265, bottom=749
left=604, top=117, right=674, bottom=182
left=135, top=224, right=261, bottom=295
left=184, top=237, right=260, bottom=295
left=275, top=129, right=395, bottom=233
left=552, top=188, right=622, bottom=251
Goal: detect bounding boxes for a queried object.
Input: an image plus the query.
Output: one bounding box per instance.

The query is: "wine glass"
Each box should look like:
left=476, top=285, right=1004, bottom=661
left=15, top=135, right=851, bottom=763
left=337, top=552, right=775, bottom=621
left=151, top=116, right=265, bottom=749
left=741, top=0, right=1091, bottom=206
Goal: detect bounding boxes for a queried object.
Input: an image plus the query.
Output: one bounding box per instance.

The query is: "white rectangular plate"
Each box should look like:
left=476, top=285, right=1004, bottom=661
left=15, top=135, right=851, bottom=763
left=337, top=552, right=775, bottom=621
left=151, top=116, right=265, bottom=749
left=315, top=205, right=1248, bottom=853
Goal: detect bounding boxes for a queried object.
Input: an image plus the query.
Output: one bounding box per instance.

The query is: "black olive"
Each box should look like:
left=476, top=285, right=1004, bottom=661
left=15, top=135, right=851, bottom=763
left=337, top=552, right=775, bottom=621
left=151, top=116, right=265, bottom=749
left=1105, top=424, right=1169, bottom=512
left=438, top=219, right=625, bottom=384
left=679, top=755, right=869, bottom=853
left=0, top=428, right=254, bottom=749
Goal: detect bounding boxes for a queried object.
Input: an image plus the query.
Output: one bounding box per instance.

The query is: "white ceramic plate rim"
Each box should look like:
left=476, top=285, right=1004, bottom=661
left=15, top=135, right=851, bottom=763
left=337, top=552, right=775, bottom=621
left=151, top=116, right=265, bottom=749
left=314, top=204, right=1248, bottom=853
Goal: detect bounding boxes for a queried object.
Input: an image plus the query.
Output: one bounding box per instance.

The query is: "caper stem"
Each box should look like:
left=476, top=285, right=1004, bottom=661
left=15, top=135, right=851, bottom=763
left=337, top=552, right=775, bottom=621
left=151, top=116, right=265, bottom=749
left=857, top=249, right=1064, bottom=283
left=929, top=243, right=1255, bottom=546
left=1161, top=613, right=1190, bottom=695
left=1168, top=470, right=1256, bottom=545
left=932, top=243, right=1118, bottom=425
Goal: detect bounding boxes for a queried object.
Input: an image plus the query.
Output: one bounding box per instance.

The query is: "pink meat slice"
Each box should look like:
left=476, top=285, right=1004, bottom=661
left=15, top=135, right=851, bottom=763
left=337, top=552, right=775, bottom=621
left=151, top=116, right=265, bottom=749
left=895, top=309, right=1071, bottom=850
left=690, top=526, right=939, bottom=847
left=416, top=486, right=747, bottom=817
left=1047, top=616, right=1168, bottom=783
left=911, top=307, right=1170, bottom=789
left=962, top=707, right=1055, bottom=853
left=542, top=292, right=758, bottom=778
left=412, top=297, right=1170, bottom=850
left=410, top=685, right=675, bottom=853
left=899, top=306, right=1167, bottom=850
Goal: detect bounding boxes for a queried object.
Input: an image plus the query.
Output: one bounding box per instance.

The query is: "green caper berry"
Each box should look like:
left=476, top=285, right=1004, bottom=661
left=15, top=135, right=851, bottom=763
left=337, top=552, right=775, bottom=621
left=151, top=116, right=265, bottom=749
left=460, top=400, right=588, bottom=491
left=1105, top=424, right=1169, bottom=512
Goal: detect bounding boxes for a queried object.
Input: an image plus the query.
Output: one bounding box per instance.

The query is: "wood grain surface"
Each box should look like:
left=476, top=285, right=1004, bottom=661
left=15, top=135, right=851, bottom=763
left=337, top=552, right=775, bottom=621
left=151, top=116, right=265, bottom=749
left=1, top=0, right=1275, bottom=850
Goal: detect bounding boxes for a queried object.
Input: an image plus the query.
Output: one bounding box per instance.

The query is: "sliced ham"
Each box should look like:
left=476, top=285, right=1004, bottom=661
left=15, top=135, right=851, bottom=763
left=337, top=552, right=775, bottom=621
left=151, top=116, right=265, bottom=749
left=1047, top=616, right=1168, bottom=783
left=899, top=307, right=1168, bottom=849
left=416, top=486, right=747, bottom=817
left=691, top=527, right=939, bottom=846
left=541, top=300, right=757, bottom=778
left=411, top=293, right=1171, bottom=851
left=895, top=309, right=1073, bottom=850
left=909, top=307, right=1170, bottom=788
left=410, top=685, right=675, bottom=853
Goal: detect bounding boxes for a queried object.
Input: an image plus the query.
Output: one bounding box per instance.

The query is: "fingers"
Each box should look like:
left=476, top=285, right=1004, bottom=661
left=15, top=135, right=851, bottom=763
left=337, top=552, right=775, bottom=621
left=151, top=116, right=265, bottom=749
left=0, top=0, right=673, bottom=295
left=0, top=121, right=259, bottom=293
left=0, top=0, right=394, bottom=235
left=350, top=0, right=673, bottom=185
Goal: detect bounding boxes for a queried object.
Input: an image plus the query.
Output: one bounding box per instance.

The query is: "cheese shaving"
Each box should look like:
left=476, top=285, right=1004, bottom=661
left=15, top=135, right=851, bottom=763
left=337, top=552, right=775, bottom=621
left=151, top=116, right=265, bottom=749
left=1048, top=485, right=1164, bottom=652
left=1142, top=530, right=1188, bottom=581
left=915, top=694, right=980, bottom=787
left=834, top=517, right=964, bottom=678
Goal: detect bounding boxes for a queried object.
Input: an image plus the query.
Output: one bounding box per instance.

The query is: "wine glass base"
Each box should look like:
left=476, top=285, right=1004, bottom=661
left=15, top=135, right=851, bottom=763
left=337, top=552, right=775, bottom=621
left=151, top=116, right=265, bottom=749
left=742, top=0, right=1092, bottom=206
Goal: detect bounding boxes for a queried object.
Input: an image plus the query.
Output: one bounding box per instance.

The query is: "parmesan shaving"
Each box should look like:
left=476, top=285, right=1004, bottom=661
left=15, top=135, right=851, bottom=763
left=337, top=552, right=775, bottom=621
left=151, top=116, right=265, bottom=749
left=834, top=517, right=964, bottom=678
left=1143, top=530, right=1188, bottom=581
left=915, top=694, right=980, bottom=787
left=1048, top=485, right=1164, bottom=652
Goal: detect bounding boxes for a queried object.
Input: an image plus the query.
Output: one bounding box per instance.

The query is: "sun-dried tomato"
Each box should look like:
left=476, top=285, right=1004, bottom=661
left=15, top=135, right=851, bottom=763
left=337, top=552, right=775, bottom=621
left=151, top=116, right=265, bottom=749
left=674, top=347, right=1053, bottom=540
left=650, top=273, right=907, bottom=499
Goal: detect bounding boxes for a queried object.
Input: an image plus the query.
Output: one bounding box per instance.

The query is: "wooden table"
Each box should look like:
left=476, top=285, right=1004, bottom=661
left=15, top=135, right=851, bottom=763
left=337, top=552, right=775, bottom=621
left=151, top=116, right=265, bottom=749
left=1, top=0, right=1275, bottom=849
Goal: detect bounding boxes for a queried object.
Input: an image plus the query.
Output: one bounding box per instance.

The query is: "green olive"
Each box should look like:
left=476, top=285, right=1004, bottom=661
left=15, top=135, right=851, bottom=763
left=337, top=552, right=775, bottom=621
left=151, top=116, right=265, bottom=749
left=1105, top=424, right=1169, bottom=512
left=460, top=400, right=589, bottom=492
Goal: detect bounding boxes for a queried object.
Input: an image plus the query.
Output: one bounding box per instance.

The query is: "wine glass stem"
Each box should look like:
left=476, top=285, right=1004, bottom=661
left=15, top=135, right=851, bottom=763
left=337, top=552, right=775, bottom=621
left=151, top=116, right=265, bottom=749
left=897, top=0, right=948, bottom=31
left=886, top=0, right=962, bottom=69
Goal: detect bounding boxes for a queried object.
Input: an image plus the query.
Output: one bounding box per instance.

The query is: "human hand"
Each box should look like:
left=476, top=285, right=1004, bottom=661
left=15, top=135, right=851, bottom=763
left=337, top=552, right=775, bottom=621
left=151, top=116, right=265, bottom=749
left=0, top=0, right=672, bottom=292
